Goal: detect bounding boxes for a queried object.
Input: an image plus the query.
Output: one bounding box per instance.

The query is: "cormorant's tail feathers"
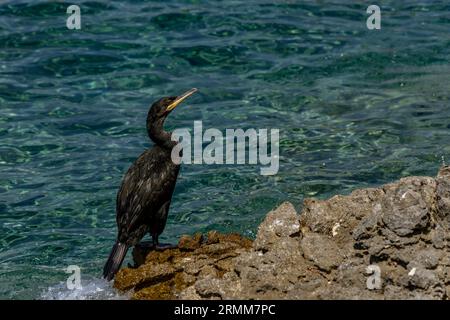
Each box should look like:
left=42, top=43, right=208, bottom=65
left=103, top=242, right=128, bottom=281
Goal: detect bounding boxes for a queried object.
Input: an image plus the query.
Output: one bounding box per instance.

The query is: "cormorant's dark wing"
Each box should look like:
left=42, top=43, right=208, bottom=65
left=115, top=148, right=178, bottom=237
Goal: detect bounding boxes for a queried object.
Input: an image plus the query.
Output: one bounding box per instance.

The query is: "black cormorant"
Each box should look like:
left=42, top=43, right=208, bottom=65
left=103, top=88, right=198, bottom=281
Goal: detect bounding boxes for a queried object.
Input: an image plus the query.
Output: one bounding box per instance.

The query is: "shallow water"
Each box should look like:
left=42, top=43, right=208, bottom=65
left=1, top=0, right=450, bottom=299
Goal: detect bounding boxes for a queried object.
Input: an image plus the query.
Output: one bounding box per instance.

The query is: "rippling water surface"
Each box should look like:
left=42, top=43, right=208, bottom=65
left=1, top=0, right=450, bottom=299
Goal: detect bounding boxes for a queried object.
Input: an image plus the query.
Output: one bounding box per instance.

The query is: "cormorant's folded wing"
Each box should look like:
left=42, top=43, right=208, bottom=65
left=115, top=150, right=174, bottom=234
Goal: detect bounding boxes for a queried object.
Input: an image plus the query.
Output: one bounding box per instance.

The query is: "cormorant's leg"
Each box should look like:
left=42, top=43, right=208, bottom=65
left=148, top=201, right=177, bottom=250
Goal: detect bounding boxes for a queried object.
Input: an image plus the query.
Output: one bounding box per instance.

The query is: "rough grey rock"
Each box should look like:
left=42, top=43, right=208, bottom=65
left=381, top=177, right=434, bottom=237
left=436, top=166, right=450, bottom=229
left=254, top=202, right=300, bottom=251
left=301, top=233, right=344, bottom=272
left=406, top=267, right=440, bottom=290
left=179, top=166, right=450, bottom=300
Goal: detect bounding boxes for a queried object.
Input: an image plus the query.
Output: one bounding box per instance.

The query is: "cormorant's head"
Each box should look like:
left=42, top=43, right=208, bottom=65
left=147, top=88, right=198, bottom=146
left=149, top=88, right=198, bottom=121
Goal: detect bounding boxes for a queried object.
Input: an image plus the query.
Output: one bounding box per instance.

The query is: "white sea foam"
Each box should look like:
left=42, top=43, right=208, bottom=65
left=40, top=276, right=130, bottom=300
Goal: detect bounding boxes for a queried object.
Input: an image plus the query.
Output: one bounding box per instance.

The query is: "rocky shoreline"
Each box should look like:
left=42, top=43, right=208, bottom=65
left=114, top=166, right=450, bottom=299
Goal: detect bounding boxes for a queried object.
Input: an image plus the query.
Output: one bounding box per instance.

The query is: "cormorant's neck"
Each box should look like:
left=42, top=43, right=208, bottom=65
left=147, top=117, right=175, bottom=150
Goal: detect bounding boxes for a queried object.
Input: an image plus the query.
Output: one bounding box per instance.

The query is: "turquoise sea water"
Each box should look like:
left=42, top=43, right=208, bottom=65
left=1, top=0, right=450, bottom=299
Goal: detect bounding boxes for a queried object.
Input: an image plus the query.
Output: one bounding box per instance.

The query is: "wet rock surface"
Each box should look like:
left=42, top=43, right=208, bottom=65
left=114, top=167, right=450, bottom=299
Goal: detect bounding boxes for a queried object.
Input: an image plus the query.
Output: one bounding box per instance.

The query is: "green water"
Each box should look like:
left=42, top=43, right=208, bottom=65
left=1, top=0, right=450, bottom=299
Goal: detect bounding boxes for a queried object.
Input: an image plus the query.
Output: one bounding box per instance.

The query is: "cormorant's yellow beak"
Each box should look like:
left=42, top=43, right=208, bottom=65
left=166, top=88, right=198, bottom=112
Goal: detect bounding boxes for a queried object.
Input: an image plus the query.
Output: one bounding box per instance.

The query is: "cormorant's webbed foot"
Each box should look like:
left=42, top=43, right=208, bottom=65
left=152, top=234, right=176, bottom=250
left=135, top=241, right=154, bottom=249
left=154, top=243, right=177, bottom=250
